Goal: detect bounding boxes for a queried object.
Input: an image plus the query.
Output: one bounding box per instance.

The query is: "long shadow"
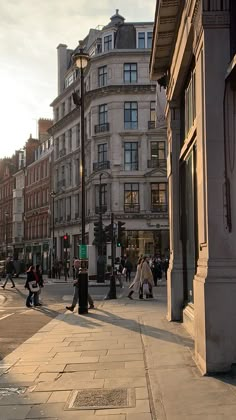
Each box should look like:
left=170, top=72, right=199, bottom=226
left=76, top=305, right=194, bottom=348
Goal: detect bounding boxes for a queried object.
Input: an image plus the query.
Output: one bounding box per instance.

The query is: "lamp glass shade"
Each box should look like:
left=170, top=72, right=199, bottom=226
left=73, top=53, right=89, bottom=70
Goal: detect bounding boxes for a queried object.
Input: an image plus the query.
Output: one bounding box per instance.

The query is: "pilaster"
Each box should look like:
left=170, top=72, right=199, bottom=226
left=166, top=102, right=184, bottom=321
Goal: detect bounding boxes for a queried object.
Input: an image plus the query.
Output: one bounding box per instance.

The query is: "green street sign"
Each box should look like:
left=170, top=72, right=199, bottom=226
left=79, top=244, right=88, bottom=260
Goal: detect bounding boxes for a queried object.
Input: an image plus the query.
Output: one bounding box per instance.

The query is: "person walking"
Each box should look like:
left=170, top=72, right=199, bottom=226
left=151, top=258, right=162, bottom=286
left=124, top=257, right=133, bottom=282
left=114, top=257, right=124, bottom=288
left=127, top=257, right=142, bottom=299
left=1, top=257, right=15, bottom=289
left=34, top=264, right=44, bottom=306
left=24, top=266, right=40, bottom=307
left=66, top=260, right=94, bottom=312
left=139, top=256, right=154, bottom=299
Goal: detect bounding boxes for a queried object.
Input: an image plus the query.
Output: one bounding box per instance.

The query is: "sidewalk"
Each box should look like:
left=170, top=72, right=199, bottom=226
left=0, top=290, right=236, bottom=419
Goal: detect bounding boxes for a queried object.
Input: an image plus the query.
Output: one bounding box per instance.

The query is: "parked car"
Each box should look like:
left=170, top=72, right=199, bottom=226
left=0, top=260, right=6, bottom=278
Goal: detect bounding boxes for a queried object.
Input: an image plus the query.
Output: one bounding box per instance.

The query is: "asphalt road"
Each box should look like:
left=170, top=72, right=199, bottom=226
left=0, top=276, right=120, bottom=360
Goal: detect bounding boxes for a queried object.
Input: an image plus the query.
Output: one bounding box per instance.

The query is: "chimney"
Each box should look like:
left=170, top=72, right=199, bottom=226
left=57, top=44, right=68, bottom=95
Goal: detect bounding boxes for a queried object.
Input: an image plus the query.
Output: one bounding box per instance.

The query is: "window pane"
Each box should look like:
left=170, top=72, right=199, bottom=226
left=138, top=32, right=145, bottom=48
left=147, top=32, right=153, bottom=48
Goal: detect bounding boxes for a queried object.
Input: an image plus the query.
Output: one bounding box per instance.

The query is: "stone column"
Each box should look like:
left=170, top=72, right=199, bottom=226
left=194, top=10, right=236, bottom=373
left=166, top=103, right=184, bottom=321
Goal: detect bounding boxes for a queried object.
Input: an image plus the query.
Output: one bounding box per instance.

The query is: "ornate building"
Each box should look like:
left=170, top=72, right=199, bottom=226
left=150, top=0, right=236, bottom=373
left=50, top=10, right=169, bottom=275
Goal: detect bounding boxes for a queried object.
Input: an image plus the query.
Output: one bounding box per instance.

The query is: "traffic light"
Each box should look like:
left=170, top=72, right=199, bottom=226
left=93, top=221, right=101, bottom=245
left=105, top=223, right=113, bottom=242
left=63, top=234, right=69, bottom=249
left=117, top=221, right=125, bottom=246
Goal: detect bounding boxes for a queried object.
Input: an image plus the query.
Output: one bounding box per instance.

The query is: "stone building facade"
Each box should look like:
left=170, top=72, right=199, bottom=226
left=12, top=119, right=53, bottom=271
left=150, top=0, right=236, bottom=373
left=50, top=10, right=169, bottom=275
left=0, top=157, right=18, bottom=258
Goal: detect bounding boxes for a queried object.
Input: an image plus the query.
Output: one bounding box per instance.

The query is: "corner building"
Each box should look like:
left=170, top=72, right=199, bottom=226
left=50, top=10, right=169, bottom=275
left=150, top=0, right=236, bottom=373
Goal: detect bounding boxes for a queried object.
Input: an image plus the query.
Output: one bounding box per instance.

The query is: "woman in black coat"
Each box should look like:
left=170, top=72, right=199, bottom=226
left=25, top=266, right=38, bottom=308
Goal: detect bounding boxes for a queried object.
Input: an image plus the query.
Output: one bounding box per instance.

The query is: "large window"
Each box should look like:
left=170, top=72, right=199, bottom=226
left=68, top=129, right=72, bottom=152
left=151, top=183, right=168, bottom=212
left=185, top=71, right=196, bottom=137
left=124, top=142, right=138, bottom=171
left=98, top=143, right=107, bottom=163
left=124, top=183, right=139, bottom=212
left=124, top=63, right=137, bottom=83
left=151, top=141, right=165, bottom=160
left=147, top=32, right=153, bottom=48
left=99, top=104, right=108, bottom=125
left=98, top=66, right=107, bottom=87
left=104, top=34, right=112, bottom=51
left=150, top=101, right=156, bottom=122
left=95, top=184, right=107, bottom=213
left=137, top=31, right=153, bottom=48
left=138, top=32, right=145, bottom=48
left=124, top=102, right=138, bottom=129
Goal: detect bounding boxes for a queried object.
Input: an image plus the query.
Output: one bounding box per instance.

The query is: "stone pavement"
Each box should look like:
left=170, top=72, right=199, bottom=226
left=0, top=289, right=236, bottom=419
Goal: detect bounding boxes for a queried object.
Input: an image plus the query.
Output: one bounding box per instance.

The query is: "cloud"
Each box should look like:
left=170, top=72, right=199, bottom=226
left=0, top=0, right=155, bottom=157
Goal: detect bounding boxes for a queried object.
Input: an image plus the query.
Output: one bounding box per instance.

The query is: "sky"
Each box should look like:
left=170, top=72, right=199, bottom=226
left=0, top=0, right=155, bottom=159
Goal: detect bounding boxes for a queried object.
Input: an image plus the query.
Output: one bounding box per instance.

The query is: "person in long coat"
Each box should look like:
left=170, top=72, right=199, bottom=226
left=140, top=257, right=154, bottom=299
left=127, top=257, right=142, bottom=299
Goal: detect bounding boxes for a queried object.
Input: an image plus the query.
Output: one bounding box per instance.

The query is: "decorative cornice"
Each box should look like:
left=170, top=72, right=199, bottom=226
left=49, top=84, right=156, bottom=135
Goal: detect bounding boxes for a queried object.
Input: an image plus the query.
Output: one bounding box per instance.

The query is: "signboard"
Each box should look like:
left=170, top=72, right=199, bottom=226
left=79, top=244, right=88, bottom=260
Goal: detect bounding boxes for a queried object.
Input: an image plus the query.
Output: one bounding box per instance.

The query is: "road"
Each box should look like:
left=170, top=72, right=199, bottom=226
left=0, top=276, right=121, bottom=361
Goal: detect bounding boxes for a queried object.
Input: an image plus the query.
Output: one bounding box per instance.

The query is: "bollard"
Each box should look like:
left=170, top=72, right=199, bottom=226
left=104, top=273, right=117, bottom=300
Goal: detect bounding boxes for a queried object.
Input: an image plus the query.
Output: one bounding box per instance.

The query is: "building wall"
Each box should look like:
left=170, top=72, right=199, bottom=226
left=50, top=14, right=169, bottom=274
left=151, top=0, right=236, bottom=373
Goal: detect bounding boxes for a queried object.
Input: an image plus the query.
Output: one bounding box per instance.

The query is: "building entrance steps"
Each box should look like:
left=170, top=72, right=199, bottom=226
left=1, top=291, right=236, bottom=419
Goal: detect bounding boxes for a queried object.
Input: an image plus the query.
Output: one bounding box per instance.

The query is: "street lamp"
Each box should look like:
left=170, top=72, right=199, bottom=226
left=73, top=41, right=90, bottom=314
left=5, top=211, right=9, bottom=258
left=97, top=173, right=105, bottom=283
left=50, top=191, right=56, bottom=277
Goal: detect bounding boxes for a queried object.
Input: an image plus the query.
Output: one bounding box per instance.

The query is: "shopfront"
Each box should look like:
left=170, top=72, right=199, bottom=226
left=123, top=229, right=169, bottom=268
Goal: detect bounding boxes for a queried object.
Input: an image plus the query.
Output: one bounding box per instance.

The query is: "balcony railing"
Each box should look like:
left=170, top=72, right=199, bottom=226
left=95, top=205, right=107, bottom=214
left=151, top=204, right=168, bottom=213
left=148, top=120, right=156, bottom=129
left=124, top=204, right=140, bottom=213
left=94, top=123, right=110, bottom=134
left=93, top=161, right=110, bottom=171
left=147, top=159, right=166, bottom=169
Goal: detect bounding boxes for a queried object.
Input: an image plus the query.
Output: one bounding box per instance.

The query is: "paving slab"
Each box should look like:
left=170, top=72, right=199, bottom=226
left=1, top=290, right=236, bottom=419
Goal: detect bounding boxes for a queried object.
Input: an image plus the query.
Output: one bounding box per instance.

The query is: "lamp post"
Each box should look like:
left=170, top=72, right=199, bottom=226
left=50, top=191, right=56, bottom=277
left=73, top=41, right=90, bottom=314
left=5, top=211, right=9, bottom=258
left=97, top=173, right=105, bottom=283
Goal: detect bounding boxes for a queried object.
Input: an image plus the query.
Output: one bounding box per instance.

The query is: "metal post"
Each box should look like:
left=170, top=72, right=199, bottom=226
left=104, top=212, right=116, bottom=299
left=5, top=218, right=8, bottom=258
left=80, top=67, right=86, bottom=245
left=78, top=65, right=88, bottom=314
left=97, top=173, right=105, bottom=283
left=111, top=212, right=114, bottom=273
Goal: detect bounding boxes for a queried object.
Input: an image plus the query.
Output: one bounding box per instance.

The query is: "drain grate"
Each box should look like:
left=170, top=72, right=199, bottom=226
left=66, top=388, right=135, bottom=410
left=0, top=387, right=27, bottom=398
